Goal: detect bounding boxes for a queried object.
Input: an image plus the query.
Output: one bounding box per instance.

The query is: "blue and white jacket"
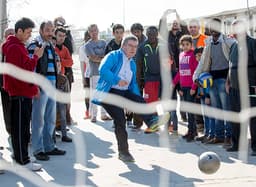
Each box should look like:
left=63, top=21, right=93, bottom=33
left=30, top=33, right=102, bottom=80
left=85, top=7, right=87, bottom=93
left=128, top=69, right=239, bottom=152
left=92, top=49, right=140, bottom=105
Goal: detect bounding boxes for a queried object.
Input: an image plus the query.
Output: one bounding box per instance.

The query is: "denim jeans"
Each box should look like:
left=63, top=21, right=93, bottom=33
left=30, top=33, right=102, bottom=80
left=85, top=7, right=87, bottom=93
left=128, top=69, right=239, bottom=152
left=31, top=85, right=56, bottom=154
left=209, top=78, right=231, bottom=139
left=57, top=102, right=67, bottom=137
left=200, top=97, right=214, bottom=137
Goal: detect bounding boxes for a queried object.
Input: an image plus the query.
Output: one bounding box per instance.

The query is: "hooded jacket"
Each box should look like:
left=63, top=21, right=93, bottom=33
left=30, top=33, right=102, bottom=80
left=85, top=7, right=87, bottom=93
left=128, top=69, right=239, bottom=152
left=2, top=35, right=38, bottom=98
left=92, top=49, right=140, bottom=105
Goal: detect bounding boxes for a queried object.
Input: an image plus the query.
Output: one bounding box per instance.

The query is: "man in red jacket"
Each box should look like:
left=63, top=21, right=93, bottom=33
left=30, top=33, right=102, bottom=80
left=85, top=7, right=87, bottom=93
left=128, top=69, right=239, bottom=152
left=2, top=17, right=44, bottom=171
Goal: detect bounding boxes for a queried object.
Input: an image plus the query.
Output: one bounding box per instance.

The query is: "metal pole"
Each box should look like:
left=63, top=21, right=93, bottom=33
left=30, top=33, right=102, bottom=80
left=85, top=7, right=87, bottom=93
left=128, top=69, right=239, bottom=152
left=123, top=0, right=125, bottom=28
left=247, top=0, right=253, bottom=36
left=0, top=0, right=8, bottom=41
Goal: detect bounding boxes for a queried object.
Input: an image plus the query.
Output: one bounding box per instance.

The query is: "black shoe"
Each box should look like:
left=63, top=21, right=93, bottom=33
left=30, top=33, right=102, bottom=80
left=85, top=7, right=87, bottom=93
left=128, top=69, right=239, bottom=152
left=182, top=132, right=190, bottom=139
left=118, top=152, right=135, bottom=162
left=205, top=137, right=224, bottom=144
left=201, top=136, right=213, bottom=143
left=251, top=150, right=256, bottom=156
left=226, top=146, right=238, bottom=152
left=62, top=136, right=72, bottom=142
left=46, top=148, right=66, bottom=155
left=186, top=134, right=195, bottom=142
left=34, top=152, right=50, bottom=161
left=195, top=135, right=206, bottom=141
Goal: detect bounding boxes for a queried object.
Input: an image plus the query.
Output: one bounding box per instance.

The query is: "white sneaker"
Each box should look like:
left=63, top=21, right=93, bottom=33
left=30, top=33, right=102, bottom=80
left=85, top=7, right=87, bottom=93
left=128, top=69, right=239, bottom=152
left=24, top=162, right=42, bottom=171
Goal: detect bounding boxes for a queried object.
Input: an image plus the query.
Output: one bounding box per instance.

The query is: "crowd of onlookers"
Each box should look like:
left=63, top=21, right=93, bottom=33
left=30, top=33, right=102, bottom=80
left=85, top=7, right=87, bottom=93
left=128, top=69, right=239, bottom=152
left=1, top=8, right=256, bottom=171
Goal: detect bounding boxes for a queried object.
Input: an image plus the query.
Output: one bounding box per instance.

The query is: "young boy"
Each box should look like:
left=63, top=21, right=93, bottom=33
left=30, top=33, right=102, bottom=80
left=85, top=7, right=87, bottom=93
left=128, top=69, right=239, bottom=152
left=194, top=47, right=214, bottom=143
left=105, top=24, right=124, bottom=55
left=56, top=71, right=72, bottom=142
left=173, top=35, right=198, bottom=142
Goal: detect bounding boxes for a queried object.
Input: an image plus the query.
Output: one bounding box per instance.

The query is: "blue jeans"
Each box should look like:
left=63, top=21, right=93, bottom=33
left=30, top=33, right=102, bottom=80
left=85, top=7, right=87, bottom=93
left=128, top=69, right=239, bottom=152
left=200, top=97, right=214, bottom=137
left=209, top=78, right=231, bottom=139
left=57, top=102, right=67, bottom=137
left=31, top=88, right=56, bottom=154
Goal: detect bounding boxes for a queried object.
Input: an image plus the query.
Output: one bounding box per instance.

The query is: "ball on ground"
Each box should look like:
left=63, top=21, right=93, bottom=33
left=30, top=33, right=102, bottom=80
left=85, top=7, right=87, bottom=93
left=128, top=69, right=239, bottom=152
left=198, top=151, right=221, bottom=174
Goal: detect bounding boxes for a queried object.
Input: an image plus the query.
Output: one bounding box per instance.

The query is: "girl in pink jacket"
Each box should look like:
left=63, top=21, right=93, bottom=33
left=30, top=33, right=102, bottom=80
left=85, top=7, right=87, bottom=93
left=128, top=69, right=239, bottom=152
left=173, top=35, right=198, bottom=142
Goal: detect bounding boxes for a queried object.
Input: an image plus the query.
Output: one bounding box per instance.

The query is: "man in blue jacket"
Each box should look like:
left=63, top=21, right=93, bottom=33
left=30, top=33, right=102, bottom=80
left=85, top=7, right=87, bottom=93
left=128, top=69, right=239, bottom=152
left=92, top=35, right=169, bottom=162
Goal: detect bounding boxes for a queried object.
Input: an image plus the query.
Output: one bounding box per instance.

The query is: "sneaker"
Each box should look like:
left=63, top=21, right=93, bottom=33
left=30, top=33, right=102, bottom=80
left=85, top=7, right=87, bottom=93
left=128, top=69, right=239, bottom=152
left=91, top=117, right=97, bottom=123
left=118, top=152, right=135, bottom=162
left=0, top=169, right=4, bottom=174
left=182, top=132, right=190, bottom=139
left=34, top=152, right=50, bottom=161
left=205, top=137, right=224, bottom=144
left=46, top=148, right=66, bottom=155
left=195, top=135, right=207, bottom=142
left=149, top=113, right=170, bottom=131
left=186, top=134, right=196, bottom=142
left=202, top=136, right=214, bottom=144
left=62, top=136, right=72, bottom=142
left=144, top=127, right=159, bottom=134
left=24, top=162, right=42, bottom=171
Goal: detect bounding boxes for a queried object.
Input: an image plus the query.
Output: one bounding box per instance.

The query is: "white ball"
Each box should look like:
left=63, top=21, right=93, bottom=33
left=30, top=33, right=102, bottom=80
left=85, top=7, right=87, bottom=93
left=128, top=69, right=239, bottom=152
left=198, top=151, right=221, bottom=174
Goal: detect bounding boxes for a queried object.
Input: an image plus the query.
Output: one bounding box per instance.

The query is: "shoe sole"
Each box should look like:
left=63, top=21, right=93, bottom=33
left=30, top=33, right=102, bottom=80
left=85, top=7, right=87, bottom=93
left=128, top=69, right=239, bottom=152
left=118, top=157, right=135, bottom=162
left=150, top=113, right=170, bottom=131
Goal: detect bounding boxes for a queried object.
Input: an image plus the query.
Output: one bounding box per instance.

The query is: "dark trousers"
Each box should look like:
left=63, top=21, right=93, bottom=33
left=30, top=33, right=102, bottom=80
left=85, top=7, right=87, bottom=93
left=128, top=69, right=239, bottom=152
left=102, top=89, right=153, bottom=153
left=65, top=68, right=73, bottom=124
left=133, top=88, right=144, bottom=128
left=1, top=88, right=11, bottom=135
left=229, top=87, right=256, bottom=151
left=84, top=78, right=90, bottom=111
left=10, top=97, right=32, bottom=165
left=195, top=97, right=204, bottom=125
left=181, top=88, right=197, bottom=133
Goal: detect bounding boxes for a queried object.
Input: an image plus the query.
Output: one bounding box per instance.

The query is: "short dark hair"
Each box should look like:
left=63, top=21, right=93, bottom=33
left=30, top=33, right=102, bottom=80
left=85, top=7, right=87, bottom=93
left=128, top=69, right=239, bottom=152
left=194, top=47, right=204, bottom=55
left=209, top=17, right=222, bottom=32
left=55, top=27, right=67, bottom=35
left=130, top=23, right=144, bottom=32
left=40, top=21, right=54, bottom=31
left=146, top=26, right=158, bottom=35
left=14, top=17, right=35, bottom=33
left=112, top=24, right=124, bottom=33
left=179, top=34, right=193, bottom=45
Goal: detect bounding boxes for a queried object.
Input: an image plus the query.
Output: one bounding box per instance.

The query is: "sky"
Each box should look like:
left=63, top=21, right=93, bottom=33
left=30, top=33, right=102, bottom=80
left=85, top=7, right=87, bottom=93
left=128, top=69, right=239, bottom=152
left=7, top=0, right=256, bottom=31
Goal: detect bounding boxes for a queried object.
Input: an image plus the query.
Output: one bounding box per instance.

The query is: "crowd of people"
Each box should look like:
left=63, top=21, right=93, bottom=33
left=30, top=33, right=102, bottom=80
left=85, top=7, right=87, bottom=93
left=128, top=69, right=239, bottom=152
left=0, top=9, right=256, bottom=173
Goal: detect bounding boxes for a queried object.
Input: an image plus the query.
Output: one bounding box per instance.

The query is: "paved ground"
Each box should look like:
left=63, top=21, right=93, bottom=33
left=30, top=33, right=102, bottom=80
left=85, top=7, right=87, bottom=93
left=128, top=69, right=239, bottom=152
left=1, top=56, right=256, bottom=187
